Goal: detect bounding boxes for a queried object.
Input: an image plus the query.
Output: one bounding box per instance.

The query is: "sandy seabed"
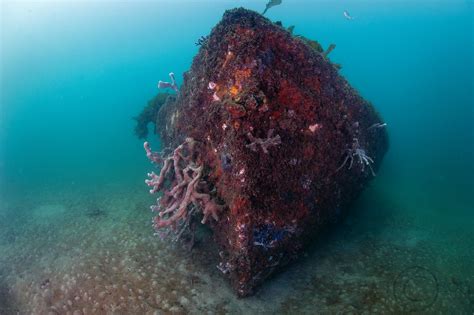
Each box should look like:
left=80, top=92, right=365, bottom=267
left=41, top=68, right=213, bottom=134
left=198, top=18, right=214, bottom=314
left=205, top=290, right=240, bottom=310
left=0, top=180, right=472, bottom=314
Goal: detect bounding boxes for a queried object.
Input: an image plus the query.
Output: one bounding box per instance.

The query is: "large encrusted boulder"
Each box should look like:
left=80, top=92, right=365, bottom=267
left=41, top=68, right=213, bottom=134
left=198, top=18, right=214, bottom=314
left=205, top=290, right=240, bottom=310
left=150, top=8, right=388, bottom=297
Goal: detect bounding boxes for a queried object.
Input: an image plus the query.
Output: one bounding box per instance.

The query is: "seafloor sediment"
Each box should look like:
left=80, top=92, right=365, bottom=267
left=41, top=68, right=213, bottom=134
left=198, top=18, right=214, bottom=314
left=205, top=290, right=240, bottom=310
left=0, top=181, right=472, bottom=314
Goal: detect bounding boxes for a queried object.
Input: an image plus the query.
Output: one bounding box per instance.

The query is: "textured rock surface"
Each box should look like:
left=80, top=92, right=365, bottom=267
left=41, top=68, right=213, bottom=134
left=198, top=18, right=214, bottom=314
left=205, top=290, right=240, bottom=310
left=155, top=8, right=388, bottom=296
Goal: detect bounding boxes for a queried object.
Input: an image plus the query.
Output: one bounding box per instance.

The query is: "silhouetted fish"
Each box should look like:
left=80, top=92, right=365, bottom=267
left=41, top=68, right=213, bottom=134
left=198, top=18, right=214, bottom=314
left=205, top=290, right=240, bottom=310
left=343, top=10, right=354, bottom=20
left=262, top=0, right=282, bottom=15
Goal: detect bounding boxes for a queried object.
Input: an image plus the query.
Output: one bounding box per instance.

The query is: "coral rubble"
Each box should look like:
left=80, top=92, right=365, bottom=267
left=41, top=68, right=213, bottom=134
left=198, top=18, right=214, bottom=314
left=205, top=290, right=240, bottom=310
left=147, top=8, right=388, bottom=296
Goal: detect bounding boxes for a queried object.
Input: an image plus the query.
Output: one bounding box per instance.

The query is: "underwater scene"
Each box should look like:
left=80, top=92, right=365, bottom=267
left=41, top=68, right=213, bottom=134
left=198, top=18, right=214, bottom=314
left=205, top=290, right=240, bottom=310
left=0, top=0, right=473, bottom=314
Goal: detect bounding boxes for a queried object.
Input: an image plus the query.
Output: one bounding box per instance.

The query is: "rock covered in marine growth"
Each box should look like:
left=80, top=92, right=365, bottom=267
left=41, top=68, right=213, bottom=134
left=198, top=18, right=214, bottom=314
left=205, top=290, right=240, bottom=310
left=154, top=8, right=388, bottom=296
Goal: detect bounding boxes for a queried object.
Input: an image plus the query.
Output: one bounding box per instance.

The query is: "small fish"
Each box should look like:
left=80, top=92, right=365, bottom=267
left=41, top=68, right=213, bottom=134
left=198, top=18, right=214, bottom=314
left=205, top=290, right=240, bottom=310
left=343, top=10, right=354, bottom=20
left=262, top=0, right=282, bottom=15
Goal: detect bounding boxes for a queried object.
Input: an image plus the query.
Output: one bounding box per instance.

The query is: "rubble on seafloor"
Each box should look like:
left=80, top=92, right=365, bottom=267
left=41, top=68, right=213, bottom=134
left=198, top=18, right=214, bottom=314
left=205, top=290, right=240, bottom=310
left=144, top=8, right=389, bottom=297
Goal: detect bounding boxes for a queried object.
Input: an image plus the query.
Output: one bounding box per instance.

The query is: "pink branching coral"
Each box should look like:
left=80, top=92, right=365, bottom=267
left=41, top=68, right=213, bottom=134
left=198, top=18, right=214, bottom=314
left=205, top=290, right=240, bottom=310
left=157, top=72, right=179, bottom=93
left=246, top=129, right=282, bottom=154
left=144, top=139, right=224, bottom=238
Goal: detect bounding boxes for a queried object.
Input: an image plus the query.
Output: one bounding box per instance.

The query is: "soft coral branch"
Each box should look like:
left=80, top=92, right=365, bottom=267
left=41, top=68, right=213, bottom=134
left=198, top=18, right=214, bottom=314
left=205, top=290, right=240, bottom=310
left=246, top=129, right=281, bottom=154
left=158, top=72, right=179, bottom=93
left=144, top=139, right=224, bottom=236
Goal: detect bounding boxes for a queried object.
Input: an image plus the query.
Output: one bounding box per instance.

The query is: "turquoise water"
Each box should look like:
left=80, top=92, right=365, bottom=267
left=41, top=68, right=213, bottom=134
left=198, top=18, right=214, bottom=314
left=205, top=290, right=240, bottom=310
left=1, top=1, right=473, bottom=313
